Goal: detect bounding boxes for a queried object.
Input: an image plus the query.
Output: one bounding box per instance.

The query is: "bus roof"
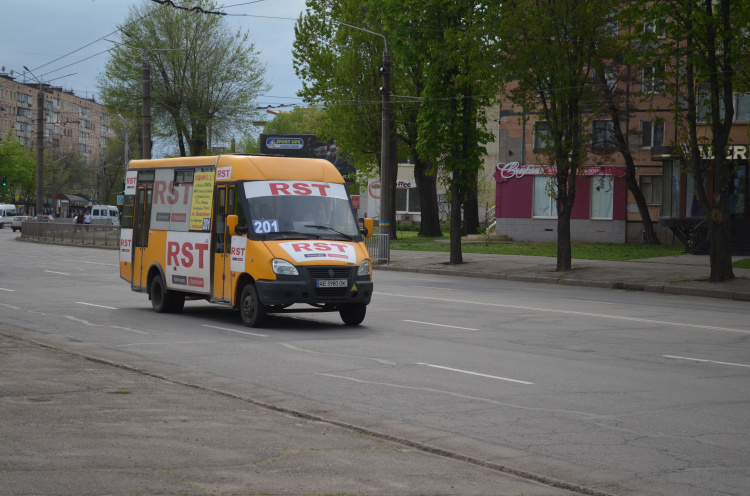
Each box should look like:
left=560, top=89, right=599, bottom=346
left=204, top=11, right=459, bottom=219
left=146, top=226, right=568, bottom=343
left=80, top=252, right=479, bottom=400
left=127, top=154, right=346, bottom=183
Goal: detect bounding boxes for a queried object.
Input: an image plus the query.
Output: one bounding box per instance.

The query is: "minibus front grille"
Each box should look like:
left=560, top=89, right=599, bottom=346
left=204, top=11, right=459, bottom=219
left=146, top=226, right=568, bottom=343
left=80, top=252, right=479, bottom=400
left=307, top=267, right=353, bottom=299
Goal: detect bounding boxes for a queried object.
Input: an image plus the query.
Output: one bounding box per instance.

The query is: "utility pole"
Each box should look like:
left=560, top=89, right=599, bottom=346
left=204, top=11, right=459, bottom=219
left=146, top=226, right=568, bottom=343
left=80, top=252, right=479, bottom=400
left=336, top=22, right=394, bottom=238
left=24, top=66, right=45, bottom=216
left=142, top=62, right=151, bottom=159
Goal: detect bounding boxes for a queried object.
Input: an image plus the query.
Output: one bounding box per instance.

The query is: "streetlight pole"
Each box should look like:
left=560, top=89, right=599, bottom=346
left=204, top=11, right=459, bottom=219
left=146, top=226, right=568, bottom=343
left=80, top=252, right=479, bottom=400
left=336, top=22, right=394, bottom=238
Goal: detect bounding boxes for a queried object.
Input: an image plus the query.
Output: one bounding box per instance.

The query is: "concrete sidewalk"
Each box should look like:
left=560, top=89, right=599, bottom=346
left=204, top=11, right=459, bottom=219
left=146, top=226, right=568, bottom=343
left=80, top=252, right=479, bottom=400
left=377, top=249, right=750, bottom=302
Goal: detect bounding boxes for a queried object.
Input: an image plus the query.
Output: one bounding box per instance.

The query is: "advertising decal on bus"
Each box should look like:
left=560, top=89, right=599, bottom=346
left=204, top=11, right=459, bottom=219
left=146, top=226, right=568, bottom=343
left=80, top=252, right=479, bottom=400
left=120, top=228, right=133, bottom=263
left=189, top=171, right=215, bottom=231
left=230, top=236, right=247, bottom=272
left=244, top=180, right=348, bottom=200
left=279, top=241, right=357, bottom=264
left=125, top=171, right=138, bottom=195
left=165, top=231, right=211, bottom=294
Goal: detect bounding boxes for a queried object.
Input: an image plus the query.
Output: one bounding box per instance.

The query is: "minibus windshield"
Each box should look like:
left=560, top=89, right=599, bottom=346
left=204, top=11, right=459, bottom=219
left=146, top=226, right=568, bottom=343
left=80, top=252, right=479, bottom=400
left=243, top=180, right=359, bottom=240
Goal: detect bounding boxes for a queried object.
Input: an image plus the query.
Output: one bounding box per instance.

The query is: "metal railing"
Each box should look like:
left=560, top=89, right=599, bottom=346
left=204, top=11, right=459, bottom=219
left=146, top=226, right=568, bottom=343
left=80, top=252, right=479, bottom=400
left=365, top=233, right=390, bottom=264
left=20, top=221, right=120, bottom=248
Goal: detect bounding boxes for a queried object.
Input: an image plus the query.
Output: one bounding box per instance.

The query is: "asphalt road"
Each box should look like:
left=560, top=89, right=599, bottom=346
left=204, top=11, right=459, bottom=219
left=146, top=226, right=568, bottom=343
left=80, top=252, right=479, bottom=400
left=1, top=227, right=749, bottom=496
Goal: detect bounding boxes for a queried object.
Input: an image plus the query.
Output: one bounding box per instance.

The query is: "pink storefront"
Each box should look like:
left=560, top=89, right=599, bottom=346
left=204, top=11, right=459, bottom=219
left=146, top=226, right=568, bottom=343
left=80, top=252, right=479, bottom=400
left=493, top=163, right=628, bottom=243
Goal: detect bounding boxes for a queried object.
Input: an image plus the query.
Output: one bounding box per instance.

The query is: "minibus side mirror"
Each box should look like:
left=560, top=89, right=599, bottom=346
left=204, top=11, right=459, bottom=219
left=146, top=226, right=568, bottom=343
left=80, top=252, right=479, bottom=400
left=227, top=215, right=247, bottom=236
left=360, top=217, right=374, bottom=238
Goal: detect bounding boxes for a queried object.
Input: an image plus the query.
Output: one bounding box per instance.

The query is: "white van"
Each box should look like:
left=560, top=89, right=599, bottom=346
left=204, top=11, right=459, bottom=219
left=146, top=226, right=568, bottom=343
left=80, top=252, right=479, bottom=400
left=0, top=204, right=18, bottom=229
left=90, top=205, right=120, bottom=226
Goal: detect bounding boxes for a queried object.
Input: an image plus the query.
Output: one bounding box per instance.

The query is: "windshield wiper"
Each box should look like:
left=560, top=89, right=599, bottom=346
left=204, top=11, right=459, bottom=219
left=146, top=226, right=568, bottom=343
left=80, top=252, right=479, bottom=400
left=265, top=231, right=320, bottom=240
left=302, top=225, right=353, bottom=241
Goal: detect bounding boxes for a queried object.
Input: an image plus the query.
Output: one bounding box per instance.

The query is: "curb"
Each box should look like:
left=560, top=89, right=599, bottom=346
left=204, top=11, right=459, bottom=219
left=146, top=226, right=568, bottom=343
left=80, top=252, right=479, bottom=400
left=375, top=264, right=750, bottom=302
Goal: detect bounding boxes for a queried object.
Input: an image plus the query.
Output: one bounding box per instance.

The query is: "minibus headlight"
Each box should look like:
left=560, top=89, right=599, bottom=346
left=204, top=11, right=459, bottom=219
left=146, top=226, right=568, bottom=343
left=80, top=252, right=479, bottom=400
left=272, top=259, right=299, bottom=276
left=357, top=259, right=371, bottom=276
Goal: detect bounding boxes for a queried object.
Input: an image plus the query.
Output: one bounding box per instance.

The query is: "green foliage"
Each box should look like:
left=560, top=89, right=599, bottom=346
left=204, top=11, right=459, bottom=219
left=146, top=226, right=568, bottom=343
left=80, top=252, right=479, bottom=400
left=0, top=130, right=35, bottom=203
left=98, top=0, right=268, bottom=156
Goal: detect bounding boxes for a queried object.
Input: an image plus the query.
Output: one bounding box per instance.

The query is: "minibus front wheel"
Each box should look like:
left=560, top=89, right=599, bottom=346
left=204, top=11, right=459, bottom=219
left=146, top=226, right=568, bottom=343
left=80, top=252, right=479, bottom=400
left=239, top=283, right=266, bottom=328
left=339, top=303, right=367, bottom=326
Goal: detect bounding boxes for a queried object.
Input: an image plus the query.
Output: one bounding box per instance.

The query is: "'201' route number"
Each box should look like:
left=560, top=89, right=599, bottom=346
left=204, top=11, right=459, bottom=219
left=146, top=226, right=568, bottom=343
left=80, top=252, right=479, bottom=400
left=253, top=219, right=279, bottom=233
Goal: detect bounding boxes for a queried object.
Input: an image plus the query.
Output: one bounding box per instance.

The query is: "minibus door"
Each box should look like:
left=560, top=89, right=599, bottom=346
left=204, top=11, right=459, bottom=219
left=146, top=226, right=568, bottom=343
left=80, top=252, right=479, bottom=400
left=133, top=185, right=152, bottom=290
left=212, top=185, right=234, bottom=302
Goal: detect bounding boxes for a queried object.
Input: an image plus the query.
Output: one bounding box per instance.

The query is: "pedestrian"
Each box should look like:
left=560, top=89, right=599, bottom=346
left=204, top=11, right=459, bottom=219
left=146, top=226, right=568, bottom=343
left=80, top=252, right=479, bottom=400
left=84, top=210, right=91, bottom=232
left=74, top=210, right=84, bottom=233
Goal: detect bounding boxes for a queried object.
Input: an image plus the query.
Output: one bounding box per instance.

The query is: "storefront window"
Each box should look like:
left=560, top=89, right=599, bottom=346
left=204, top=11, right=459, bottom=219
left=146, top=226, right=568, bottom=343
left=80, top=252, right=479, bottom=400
left=670, top=162, right=680, bottom=217
left=396, top=187, right=421, bottom=213
left=590, top=176, right=614, bottom=219
left=533, top=176, right=557, bottom=217
left=731, top=166, right=747, bottom=219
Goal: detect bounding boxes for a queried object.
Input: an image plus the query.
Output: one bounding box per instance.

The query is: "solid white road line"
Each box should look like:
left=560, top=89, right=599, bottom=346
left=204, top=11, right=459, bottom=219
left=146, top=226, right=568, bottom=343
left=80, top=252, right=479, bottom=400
left=404, top=320, right=478, bottom=331
left=202, top=324, right=268, bottom=337
left=663, top=355, right=750, bottom=369
left=417, top=362, right=534, bottom=385
left=378, top=292, right=750, bottom=335
left=45, top=270, right=70, bottom=276
left=76, top=302, right=117, bottom=310
left=0, top=288, right=15, bottom=292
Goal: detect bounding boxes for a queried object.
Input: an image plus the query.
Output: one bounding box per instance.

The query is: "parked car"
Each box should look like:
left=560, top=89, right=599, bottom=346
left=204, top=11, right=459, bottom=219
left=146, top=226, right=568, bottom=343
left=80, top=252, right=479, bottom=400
left=34, top=214, right=55, bottom=223
left=11, top=215, right=32, bottom=232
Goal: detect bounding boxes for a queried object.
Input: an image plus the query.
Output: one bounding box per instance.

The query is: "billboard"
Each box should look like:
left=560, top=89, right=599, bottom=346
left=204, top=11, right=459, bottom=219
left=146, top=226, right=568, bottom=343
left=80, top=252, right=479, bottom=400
left=260, top=134, right=356, bottom=183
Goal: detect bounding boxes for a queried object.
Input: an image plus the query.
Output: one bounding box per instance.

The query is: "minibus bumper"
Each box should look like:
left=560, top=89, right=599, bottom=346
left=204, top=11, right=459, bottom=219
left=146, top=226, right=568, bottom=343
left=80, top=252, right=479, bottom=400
left=256, top=279, right=373, bottom=306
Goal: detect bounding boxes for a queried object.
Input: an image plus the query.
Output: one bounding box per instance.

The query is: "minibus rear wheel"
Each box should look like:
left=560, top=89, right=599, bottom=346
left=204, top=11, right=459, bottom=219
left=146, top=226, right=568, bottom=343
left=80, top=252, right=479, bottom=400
left=151, top=274, right=176, bottom=313
left=239, top=283, right=266, bottom=327
left=339, top=303, right=366, bottom=326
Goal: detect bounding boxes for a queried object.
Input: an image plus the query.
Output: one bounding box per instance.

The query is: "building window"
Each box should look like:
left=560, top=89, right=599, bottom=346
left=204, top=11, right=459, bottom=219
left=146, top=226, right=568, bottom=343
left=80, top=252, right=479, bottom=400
left=533, top=121, right=550, bottom=150
left=640, top=119, right=664, bottom=147
left=533, top=176, right=557, bottom=218
left=592, top=120, right=615, bottom=150
left=591, top=176, right=614, bottom=219
left=643, top=65, right=665, bottom=93
left=639, top=175, right=663, bottom=204
left=396, top=187, right=420, bottom=213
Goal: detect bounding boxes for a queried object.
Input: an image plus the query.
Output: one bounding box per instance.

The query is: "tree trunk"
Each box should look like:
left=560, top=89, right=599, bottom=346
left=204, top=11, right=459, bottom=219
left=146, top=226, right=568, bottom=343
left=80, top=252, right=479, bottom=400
left=462, top=176, right=480, bottom=235
left=556, top=206, right=572, bottom=271
left=625, top=164, right=661, bottom=244
left=449, top=178, right=463, bottom=264
left=414, top=158, right=442, bottom=237
left=709, top=166, right=735, bottom=282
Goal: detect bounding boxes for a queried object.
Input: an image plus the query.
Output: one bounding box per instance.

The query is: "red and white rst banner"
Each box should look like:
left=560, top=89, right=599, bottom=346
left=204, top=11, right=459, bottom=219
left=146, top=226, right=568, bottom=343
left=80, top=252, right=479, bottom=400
left=279, top=241, right=358, bottom=264
left=244, top=181, right=348, bottom=200
left=165, top=232, right=211, bottom=294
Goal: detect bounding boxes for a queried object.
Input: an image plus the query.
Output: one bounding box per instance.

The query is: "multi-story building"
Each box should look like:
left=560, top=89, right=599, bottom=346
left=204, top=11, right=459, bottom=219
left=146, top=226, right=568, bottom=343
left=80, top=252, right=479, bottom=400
left=0, top=72, right=114, bottom=214
left=485, top=81, right=750, bottom=246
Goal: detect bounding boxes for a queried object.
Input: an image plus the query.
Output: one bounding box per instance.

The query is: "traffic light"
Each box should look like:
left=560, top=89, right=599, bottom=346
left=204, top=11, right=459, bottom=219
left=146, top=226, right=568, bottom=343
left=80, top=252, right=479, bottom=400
left=1, top=176, right=6, bottom=187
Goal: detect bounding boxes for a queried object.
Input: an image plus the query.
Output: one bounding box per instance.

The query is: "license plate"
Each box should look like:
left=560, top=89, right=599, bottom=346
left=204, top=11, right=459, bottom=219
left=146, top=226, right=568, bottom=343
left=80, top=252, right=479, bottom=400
left=316, top=279, right=348, bottom=288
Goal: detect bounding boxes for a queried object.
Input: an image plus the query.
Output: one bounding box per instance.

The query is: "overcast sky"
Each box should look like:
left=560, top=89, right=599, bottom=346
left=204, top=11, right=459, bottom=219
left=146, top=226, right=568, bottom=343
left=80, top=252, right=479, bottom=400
left=0, top=0, right=308, bottom=107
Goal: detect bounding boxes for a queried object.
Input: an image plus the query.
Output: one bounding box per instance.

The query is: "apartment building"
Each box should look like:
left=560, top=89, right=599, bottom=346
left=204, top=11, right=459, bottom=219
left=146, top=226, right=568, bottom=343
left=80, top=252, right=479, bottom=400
left=0, top=73, right=112, bottom=163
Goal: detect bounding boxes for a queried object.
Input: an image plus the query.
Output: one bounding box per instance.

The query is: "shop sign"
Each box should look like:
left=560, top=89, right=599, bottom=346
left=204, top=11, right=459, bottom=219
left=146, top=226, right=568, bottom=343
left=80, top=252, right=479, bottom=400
left=496, top=162, right=542, bottom=179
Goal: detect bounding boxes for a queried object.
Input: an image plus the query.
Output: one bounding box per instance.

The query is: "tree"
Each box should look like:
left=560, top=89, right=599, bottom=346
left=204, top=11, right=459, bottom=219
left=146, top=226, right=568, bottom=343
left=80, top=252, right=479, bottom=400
left=0, top=130, right=35, bottom=206
left=625, top=0, right=749, bottom=281
left=294, top=0, right=444, bottom=239
left=98, top=0, right=268, bottom=157
left=496, top=0, right=612, bottom=271
left=378, top=0, right=498, bottom=263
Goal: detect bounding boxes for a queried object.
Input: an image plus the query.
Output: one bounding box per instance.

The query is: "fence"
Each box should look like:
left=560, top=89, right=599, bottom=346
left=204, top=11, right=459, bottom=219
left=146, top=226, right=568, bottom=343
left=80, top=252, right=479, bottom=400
left=20, top=221, right=120, bottom=248
left=365, top=233, right=390, bottom=264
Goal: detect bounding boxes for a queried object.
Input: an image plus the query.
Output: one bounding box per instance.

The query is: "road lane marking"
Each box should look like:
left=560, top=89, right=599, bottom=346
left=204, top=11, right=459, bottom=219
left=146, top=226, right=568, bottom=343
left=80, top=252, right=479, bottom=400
left=560, top=298, right=614, bottom=305
left=663, top=355, right=750, bottom=368
left=76, top=302, right=117, bottom=310
left=281, top=343, right=396, bottom=365
left=117, top=341, right=218, bottom=347
left=417, top=363, right=534, bottom=385
left=377, top=292, right=750, bottom=335
left=409, top=285, right=451, bottom=290
left=404, top=320, right=478, bottom=331
left=45, top=270, right=70, bottom=276
left=202, top=324, right=268, bottom=337
left=0, top=288, right=15, bottom=292
left=109, top=325, right=150, bottom=335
